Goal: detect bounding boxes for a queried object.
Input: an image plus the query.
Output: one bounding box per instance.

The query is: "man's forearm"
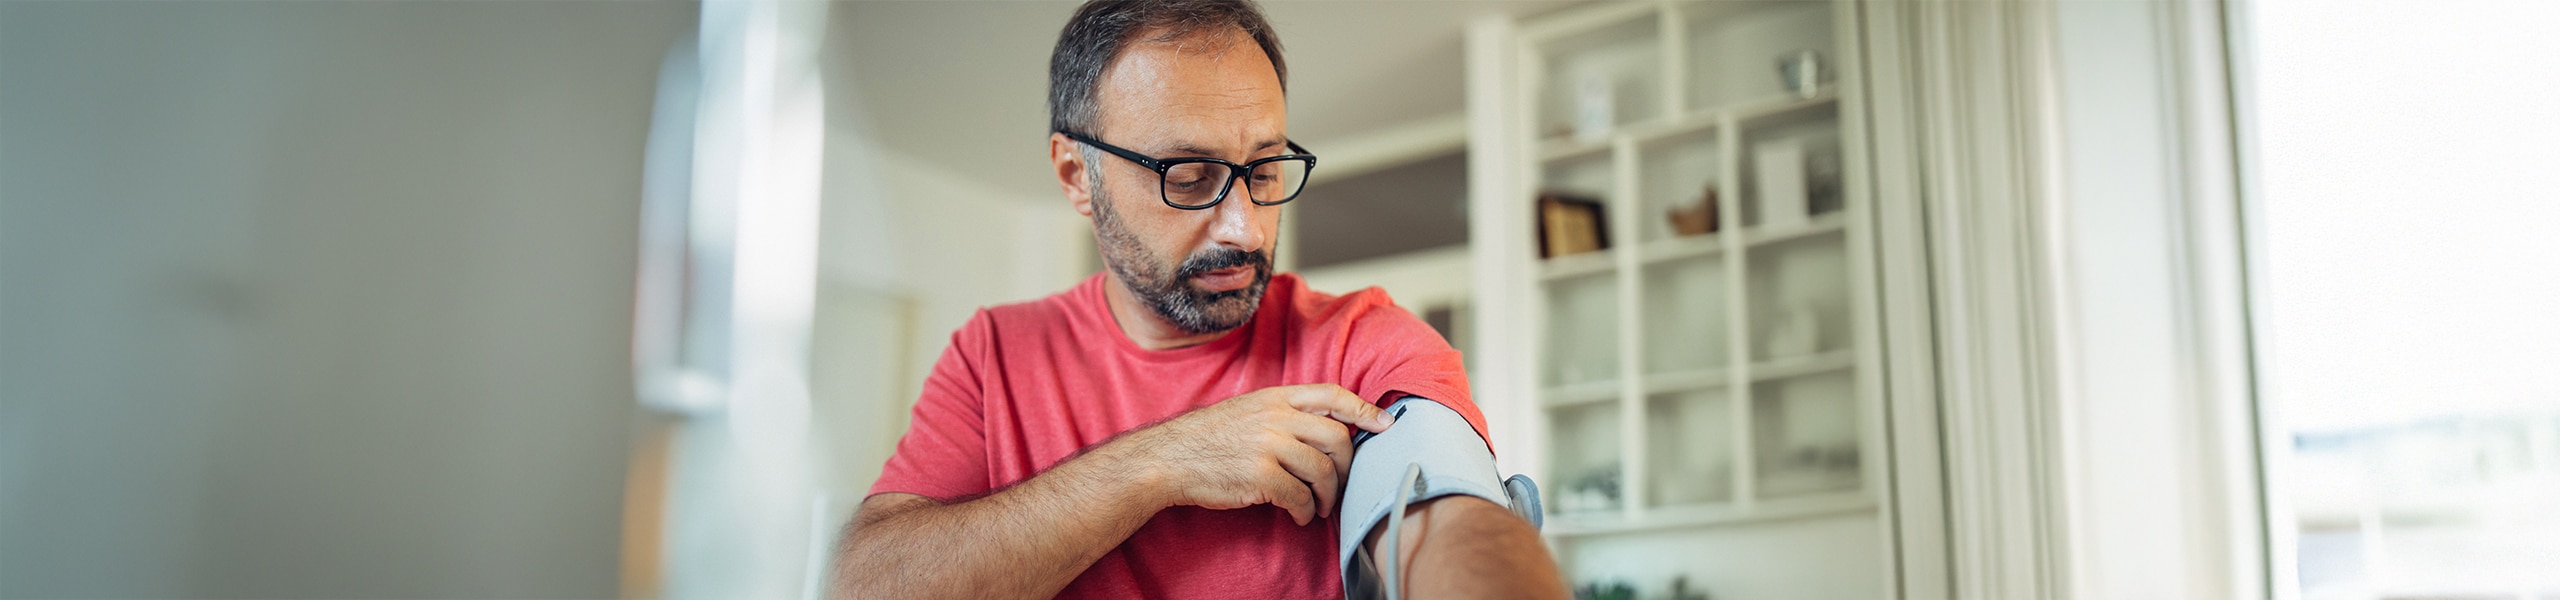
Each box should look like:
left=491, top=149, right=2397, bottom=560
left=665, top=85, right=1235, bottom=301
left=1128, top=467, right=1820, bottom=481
left=832, top=451, right=1165, bottom=600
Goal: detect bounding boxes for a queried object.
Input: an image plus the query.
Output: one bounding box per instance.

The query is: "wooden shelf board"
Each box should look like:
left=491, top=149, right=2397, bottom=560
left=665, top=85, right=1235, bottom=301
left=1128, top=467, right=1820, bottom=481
left=1741, top=212, right=1849, bottom=248
left=1545, top=490, right=1874, bottom=537
left=1636, top=232, right=1723, bottom=264
left=1642, top=366, right=1730, bottom=396
left=1519, top=0, right=1660, bottom=46
left=1667, top=0, right=1772, bottom=25
left=1540, top=380, right=1621, bottom=409
left=1539, top=352, right=1853, bottom=408
left=1536, top=134, right=1616, bottom=164
left=1622, top=114, right=1722, bottom=149
left=1536, top=89, right=1838, bottom=165
left=1750, top=350, right=1855, bottom=383
left=1538, top=249, right=1618, bottom=281
left=1593, top=207, right=1846, bottom=271
left=1730, top=88, right=1841, bottom=128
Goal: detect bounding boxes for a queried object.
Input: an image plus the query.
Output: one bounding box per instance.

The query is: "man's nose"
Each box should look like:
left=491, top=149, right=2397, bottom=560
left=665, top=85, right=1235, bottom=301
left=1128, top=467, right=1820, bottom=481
left=1206, top=182, right=1268, bottom=252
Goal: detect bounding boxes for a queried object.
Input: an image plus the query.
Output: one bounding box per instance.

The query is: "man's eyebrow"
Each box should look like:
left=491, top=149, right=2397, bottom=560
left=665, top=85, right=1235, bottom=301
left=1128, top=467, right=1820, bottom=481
left=1162, top=138, right=1289, bottom=159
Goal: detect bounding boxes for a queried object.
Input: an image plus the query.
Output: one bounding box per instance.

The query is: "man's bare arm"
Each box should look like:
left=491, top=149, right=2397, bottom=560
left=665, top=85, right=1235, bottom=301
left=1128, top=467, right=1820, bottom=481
left=832, top=452, right=1165, bottom=599
left=1368, top=496, right=1569, bottom=599
left=831, top=384, right=1394, bottom=600
left=1333, top=396, right=1568, bottom=599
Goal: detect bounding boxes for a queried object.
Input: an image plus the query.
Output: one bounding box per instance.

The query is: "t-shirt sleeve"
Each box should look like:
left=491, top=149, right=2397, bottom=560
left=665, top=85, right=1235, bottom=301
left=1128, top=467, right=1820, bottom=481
left=1337, top=295, right=1491, bottom=454
left=866, top=314, right=995, bottom=502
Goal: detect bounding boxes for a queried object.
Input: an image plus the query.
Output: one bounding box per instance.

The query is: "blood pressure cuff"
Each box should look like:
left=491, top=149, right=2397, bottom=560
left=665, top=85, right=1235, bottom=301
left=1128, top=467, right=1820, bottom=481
left=1336, top=396, right=1543, bottom=600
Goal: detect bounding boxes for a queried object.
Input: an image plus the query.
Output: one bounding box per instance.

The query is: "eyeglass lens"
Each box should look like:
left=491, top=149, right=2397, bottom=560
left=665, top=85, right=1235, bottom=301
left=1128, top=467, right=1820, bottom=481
left=1162, top=159, right=1310, bottom=208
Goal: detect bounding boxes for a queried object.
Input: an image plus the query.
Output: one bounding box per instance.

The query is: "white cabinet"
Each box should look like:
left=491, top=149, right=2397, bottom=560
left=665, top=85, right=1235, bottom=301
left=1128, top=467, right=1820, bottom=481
left=1467, top=2, right=1893, bottom=597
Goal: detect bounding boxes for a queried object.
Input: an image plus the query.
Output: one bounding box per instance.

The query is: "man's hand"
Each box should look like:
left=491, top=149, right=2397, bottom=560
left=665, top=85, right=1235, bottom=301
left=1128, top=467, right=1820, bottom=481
left=833, top=384, right=1396, bottom=599
left=1100, top=383, right=1397, bottom=525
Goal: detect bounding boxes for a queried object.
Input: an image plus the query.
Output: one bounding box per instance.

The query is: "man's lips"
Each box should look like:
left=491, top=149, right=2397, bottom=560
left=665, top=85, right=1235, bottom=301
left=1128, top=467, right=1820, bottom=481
left=1192, top=266, right=1256, bottom=292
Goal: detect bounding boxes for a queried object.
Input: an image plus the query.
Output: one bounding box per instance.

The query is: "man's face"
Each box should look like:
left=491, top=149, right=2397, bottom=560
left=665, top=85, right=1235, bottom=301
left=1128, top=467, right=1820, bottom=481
left=1079, top=30, right=1288, bottom=335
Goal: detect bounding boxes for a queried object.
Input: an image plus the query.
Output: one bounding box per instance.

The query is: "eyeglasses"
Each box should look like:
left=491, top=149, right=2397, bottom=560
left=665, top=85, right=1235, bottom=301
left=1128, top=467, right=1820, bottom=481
left=1057, top=130, right=1318, bottom=210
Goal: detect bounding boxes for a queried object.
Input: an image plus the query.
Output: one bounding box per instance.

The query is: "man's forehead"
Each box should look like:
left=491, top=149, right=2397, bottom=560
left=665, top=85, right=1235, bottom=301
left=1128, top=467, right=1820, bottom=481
left=1100, top=29, right=1282, bottom=103
left=1136, top=25, right=1254, bottom=60
left=1094, top=29, right=1286, bottom=153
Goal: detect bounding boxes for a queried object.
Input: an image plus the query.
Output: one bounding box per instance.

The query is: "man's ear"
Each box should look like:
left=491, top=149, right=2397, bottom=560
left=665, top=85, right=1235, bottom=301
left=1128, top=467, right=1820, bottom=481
left=1051, top=132, right=1095, bottom=217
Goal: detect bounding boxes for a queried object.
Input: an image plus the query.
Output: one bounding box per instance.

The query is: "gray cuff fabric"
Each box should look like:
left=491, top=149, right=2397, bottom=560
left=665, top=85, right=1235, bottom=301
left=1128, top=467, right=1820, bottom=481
left=1336, top=396, right=1515, bottom=599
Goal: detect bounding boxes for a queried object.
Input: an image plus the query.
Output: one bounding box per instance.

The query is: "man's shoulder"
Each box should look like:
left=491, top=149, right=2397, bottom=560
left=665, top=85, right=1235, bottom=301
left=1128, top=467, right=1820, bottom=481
left=957, top=274, right=1101, bottom=342
left=1274, top=273, right=1427, bottom=338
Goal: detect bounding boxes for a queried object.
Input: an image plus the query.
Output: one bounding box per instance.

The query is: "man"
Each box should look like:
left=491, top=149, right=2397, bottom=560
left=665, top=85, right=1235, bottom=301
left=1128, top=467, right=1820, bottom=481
left=830, top=1, right=1566, bottom=598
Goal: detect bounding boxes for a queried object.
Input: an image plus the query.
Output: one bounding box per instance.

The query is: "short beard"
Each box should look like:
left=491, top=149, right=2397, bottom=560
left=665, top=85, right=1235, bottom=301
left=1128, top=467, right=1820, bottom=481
left=1090, top=182, right=1274, bottom=336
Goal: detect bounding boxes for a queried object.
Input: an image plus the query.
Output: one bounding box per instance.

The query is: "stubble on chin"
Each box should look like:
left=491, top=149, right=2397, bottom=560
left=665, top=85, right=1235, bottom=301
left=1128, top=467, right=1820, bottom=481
left=1090, top=195, right=1271, bottom=335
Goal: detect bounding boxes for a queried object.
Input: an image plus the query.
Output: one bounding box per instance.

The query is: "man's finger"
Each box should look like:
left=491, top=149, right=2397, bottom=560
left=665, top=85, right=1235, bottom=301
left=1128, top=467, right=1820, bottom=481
left=1285, top=385, right=1394, bottom=433
left=1261, top=465, right=1316, bottom=526
left=1269, top=439, right=1340, bottom=519
left=1278, top=411, right=1356, bottom=502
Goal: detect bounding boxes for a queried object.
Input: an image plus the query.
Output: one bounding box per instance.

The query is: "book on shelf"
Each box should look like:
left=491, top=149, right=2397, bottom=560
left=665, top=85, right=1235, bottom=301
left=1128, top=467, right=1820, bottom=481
left=1537, top=192, right=1610, bottom=259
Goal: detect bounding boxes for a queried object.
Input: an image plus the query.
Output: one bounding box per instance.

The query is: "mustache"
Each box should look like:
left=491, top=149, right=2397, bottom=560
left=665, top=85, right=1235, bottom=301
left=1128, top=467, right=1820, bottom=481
left=1176, top=248, right=1270, bottom=280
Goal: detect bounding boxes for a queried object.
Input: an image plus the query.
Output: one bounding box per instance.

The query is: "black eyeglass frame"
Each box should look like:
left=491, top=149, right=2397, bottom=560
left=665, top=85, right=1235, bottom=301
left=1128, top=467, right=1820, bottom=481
left=1057, top=129, right=1318, bottom=210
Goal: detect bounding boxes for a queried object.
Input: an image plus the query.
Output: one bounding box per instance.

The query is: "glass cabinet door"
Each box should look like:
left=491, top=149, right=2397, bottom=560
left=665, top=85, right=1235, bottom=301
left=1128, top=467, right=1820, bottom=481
left=1492, top=2, right=1888, bottom=598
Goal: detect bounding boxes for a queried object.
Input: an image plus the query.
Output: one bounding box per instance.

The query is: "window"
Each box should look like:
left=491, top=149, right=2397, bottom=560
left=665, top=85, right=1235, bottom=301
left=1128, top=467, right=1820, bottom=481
left=2250, top=2, right=2560, bottom=598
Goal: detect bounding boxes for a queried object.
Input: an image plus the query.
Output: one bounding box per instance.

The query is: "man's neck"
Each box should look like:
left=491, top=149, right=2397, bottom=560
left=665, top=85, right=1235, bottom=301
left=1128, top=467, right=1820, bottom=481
left=1101, top=273, right=1237, bottom=351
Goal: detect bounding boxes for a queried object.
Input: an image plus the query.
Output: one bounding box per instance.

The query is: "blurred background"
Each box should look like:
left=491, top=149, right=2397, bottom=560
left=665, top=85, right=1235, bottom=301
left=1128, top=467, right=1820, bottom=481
left=1, top=1, right=2553, bottom=599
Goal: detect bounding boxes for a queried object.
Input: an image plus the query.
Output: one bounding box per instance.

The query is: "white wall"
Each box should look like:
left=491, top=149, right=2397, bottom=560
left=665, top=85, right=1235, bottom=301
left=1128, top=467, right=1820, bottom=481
left=830, top=149, right=1089, bottom=381
left=810, top=10, right=1092, bottom=512
left=2049, top=3, right=2218, bottom=597
left=0, top=2, right=692, bottom=597
left=2040, top=3, right=2269, bottom=598
left=802, top=129, right=1074, bottom=523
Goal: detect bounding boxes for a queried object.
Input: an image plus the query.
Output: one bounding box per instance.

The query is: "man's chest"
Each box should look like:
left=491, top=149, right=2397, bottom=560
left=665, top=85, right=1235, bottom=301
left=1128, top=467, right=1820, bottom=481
left=973, top=347, right=1331, bottom=484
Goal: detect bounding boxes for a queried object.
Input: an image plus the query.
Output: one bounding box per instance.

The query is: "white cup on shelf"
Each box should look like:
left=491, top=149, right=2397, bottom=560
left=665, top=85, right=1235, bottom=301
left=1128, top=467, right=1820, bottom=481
left=1753, top=139, right=1809, bottom=228
left=1574, top=72, right=1614, bottom=143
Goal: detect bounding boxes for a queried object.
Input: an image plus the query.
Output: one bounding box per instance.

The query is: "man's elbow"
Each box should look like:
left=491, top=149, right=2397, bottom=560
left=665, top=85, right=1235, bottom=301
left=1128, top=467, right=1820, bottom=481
left=828, top=522, right=878, bottom=600
left=828, top=494, right=931, bottom=600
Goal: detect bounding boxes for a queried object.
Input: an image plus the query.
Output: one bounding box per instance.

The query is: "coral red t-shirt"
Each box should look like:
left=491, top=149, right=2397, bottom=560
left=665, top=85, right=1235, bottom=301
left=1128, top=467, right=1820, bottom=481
left=868, top=272, right=1485, bottom=599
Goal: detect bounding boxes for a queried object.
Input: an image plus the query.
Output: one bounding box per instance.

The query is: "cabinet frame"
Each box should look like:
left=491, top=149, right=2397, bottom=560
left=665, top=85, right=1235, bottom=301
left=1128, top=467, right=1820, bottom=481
left=1472, top=0, right=1889, bottom=539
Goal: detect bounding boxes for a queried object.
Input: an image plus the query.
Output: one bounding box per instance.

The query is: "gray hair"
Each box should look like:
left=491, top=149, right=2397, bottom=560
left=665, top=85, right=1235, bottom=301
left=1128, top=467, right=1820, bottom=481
left=1048, top=0, right=1288, bottom=139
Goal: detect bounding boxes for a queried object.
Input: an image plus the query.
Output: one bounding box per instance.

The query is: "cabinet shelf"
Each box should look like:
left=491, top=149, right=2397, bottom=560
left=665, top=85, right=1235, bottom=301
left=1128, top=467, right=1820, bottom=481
left=1748, top=349, right=1856, bottom=383
left=1638, top=212, right=1848, bottom=264
left=1538, top=248, right=1617, bottom=281
left=1732, top=87, right=1840, bottom=129
left=1545, top=490, right=1873, bottom=538
left=1745, top=211, right=1849, bottom=247
left=1641, top=365, right=1732, bottom=397
left=1537, top=134, right=1617, bottom=164
left=1637, top=230, right=1724, bottom=264
left=1539, top=350, right=1855, bottom=409
left=1487, top=0, right=1885, bottom=584
left=1535, top=89, right=1841, bottom=166
left=1542, top=379, right=1622, bottom=408
left=1536, top=214, right=1845, bottom=281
